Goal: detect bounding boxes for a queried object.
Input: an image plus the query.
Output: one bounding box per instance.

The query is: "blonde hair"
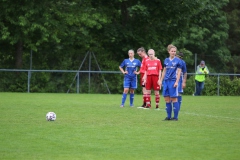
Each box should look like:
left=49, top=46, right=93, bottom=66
left=167, top=44, right=177, bottom=51
left=147, top=49, right=155, bottom=55
left=128, top=49, right=134, bottom=54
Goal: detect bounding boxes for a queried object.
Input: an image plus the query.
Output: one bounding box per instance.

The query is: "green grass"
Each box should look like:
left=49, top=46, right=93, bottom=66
left=0, top=93, right=240, bottom=160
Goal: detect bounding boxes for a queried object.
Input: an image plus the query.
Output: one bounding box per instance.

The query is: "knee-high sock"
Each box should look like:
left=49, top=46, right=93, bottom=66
left=146, top=94, right=151, bottom=107
left=173, top=102, right=179, bottom=119
left=143, top=94, right=146, bottom=105
left=166, top=102, right=172, bottom=118
left=155, top=94, right=160, bottom=107
left=178, top=96, right=182, bottom=111
left=121, top=93, right=127, bottom=105
left=130, top=93, right=134, bottom=106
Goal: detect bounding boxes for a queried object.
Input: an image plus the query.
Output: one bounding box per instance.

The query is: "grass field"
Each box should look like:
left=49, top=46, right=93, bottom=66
left=0, top=93, right=240, bottom=160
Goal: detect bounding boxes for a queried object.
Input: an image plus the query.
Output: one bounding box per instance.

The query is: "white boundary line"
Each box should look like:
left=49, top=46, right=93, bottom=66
left=155, top=108, right=240, bottom=121
left=182, top=112, right=240, bottom=121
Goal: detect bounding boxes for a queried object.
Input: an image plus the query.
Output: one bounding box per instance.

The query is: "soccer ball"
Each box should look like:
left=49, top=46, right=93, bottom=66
left=46, top=112, right=56, bottom=121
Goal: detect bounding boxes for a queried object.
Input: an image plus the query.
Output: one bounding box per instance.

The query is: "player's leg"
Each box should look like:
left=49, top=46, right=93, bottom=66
left=153, top=75, right=160, bottom=109
left=169, top=81, right=179, bottom=120
left=139, top=73, right=146, bottom=108
left=178, top=81, right=183, bottom=110
left=162, top=80, right=172, bottom=120
left=129, top=76, right=138, bottom=107
left=129, top=88, right=134, bottom=107
left=144, top=75, right=152, bottom=109
left=154, top=90, right=160, bottom=109
left=120, top=77, right=130, bottom=107
left=178, top=94, right=182, bottom=111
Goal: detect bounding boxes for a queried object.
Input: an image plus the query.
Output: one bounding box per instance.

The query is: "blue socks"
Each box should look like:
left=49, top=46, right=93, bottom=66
left=121, top=93, right=127, bottom=105
left=178, top=96, right=182, bottom=111
left=130, top=93, right=134, bottom=106
left=173, top=102, right=179, bottom=119
left=166, top=102, right=172, bottom=118
left=166, top=102, right=180, bottom=119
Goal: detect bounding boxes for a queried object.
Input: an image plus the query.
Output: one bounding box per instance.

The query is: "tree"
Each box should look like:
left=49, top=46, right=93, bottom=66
left=174, top=0, right=230, bottom=73
left=0, top=0, right=109, bottom=69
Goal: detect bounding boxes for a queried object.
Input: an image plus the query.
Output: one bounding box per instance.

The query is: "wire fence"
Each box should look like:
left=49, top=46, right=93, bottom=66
left=0, top=69, right=240, bottom=96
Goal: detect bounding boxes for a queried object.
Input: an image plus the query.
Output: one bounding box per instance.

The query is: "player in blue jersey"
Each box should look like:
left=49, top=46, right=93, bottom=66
left=119, top=49, right=141, bottom=107
left=176, top=52, right=187, bottom=111
left=160, top=44, right=182, bottom=121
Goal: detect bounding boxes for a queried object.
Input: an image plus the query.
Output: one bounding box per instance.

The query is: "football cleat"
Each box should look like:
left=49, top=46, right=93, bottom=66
left=163, top=117, right=171, bottom=121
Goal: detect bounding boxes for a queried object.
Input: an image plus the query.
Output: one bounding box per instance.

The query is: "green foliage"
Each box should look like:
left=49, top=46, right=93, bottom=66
left=184, top=75, right=240, bottom=96
left=174, top=0, right=231, bottom=73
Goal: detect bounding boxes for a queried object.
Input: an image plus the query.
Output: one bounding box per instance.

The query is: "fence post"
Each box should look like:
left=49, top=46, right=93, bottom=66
left=27, top=71, right=31, bottom=93
left=77, top=72, right=79, bottom=94
left=217, top=74, right=220, bottom=96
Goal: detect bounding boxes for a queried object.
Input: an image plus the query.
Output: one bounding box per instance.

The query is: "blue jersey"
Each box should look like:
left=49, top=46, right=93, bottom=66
left=178, top=59, right=187, bottom=93
left=163, top=57, right=182, bottom=81
left=179, top=59, right=187, bottom=83
left=119, top=58, right=141, bottom=78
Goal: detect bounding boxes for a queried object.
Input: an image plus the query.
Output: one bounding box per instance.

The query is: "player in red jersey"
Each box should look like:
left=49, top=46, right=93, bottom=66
left=137, top=47, right=149, bottom=108
left=143, top=49, right=162, bottom=109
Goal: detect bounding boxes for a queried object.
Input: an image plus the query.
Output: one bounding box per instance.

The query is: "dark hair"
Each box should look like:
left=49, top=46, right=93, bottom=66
left=176, top=52, right=184, bottom=58
left=137, top=47, right=145, bottom=52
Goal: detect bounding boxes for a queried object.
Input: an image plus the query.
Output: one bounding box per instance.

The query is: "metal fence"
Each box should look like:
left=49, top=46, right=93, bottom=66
left=0, top=69, right=240, bottom=95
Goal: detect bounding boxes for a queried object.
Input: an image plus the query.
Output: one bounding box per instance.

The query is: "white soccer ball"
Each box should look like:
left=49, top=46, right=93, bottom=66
left=46, top=112, right=56, bottom=121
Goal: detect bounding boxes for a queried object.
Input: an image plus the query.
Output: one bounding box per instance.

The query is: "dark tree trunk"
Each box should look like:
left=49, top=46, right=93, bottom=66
left=15, top=40, right=23, bottom=69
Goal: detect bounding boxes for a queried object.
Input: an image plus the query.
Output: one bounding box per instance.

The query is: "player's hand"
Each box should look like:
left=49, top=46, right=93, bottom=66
left=174, top=82, right=178, bottom=88
left=143, top=79, right=146, bottom=84
left=134, top=71, right=139, bottom=75
left=124, top=71, right=128, bottom=74
left=158, top=80, right=162, bottom=90
left=182, top=82, right=186, bottom=89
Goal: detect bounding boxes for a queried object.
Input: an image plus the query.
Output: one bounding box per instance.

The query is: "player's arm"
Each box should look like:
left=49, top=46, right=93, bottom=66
left=159, top=67, right=166, bottom=85
left=182, top=72, right=187, bottom=89
left=182, top=63, right=187, bottom=89
left=143, top=70, right=147, bottom=84
left=158, top=69, right=162, bottom=89
left=134, top=60, right=141, bottom=75
left=119, top=66, right=127, bottom=74
left=174, top=68, right=182, bottom=87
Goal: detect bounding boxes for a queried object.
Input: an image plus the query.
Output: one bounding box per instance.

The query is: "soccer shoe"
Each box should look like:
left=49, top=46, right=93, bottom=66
left=163, top=117, right=171, bottom=121
left=130, top=105, right=134, bottom=107
left=143, top=106, right=151, bottom=109
left=155, top=108, right=160, bottom=110
left=170, top=118, right=178, bottom=121
left=137, top=104, right=145, bottom=109
left=120, top=105, right=124, bottom=108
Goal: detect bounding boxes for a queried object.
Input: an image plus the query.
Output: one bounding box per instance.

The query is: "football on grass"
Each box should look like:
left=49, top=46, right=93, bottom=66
left=46, top=112, right=56, bottom=121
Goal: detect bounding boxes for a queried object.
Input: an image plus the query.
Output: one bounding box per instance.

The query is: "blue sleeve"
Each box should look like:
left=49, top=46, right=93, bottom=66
left=181, top=60, right=187, bottom=73
left=119, top=59, right=126, bottom=68
left=164, top=58, right=168, bottom=67
left=183, top=61, right=187, bottom=73
left=138, top=60, right=142, bottom=67
left=177, top=59, right=182, bottom=69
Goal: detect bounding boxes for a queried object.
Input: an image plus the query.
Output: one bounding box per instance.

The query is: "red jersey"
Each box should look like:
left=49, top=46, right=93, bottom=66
left=145, top=59, right=162, bottom=75
left=140, top=55, right=149, bottom=73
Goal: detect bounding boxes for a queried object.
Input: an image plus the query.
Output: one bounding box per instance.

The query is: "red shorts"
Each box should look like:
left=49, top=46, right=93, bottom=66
left=145, top=75, right=160, bottom=90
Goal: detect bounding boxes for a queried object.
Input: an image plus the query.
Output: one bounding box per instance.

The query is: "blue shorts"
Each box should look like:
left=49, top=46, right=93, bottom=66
left=123, top=76, right=137, bottom=89
left=162, top=80, right=179, bottom=98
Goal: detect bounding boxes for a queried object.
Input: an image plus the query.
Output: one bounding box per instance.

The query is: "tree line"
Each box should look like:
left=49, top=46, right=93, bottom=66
left=0, top=0, right=239, bottom=93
